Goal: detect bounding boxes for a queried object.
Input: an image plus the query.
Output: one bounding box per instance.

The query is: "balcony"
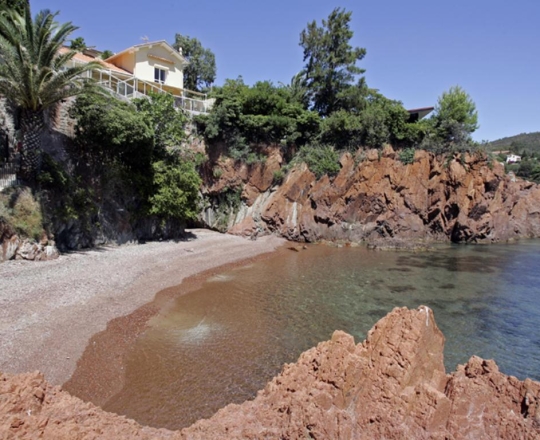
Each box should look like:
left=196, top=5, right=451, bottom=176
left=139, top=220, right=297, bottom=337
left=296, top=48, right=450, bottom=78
left=88, top=69, right=213, bottom=114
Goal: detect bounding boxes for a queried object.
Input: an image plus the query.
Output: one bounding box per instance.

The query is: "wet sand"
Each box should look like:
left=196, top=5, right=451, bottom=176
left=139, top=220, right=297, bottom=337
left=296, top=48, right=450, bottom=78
left=0, top=229, right=285, bottom=386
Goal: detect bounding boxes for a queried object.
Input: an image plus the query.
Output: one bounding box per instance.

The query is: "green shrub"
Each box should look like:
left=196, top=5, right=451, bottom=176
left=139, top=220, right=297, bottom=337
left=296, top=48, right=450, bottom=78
left=296, top=144, right=341, bottom=179
left=198, top=78, right=320, bottom=161
left=149, top=159, right=202, bottom=222
left=0, top=187, right=44, bottom=240
left=273, top=169, right=285, bottom=184
left=70, top=88, right=154, bottom=173
left=212, top=166, right=223, bottom=179
left=398, top=148, right=416, bottom=165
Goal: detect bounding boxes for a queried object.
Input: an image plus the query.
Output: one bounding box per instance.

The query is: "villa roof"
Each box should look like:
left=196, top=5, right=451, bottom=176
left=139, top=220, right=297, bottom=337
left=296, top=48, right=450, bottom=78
left=406, top=106, right=435, bottom=114
left=59, top=47, right=131, bottom=75
left=104, top=40, right=188, bottom=66
left=406, top=106, right=434, bottom=121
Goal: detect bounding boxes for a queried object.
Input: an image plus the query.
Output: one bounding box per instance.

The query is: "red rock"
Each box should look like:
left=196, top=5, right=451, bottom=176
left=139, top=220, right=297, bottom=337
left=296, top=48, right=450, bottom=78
left=1, top=307, right=539, bottom=439
left=202, top=149, right=540, bottom=244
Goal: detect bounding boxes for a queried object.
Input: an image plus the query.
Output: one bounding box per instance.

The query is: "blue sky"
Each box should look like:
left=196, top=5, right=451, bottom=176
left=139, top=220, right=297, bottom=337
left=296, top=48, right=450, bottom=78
left=31, top=0, right=540, bottom=141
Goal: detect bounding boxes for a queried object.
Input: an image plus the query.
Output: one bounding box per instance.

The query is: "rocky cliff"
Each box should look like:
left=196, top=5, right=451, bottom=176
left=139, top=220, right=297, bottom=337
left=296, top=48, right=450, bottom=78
left=2, top=307, right=539, bottom=439
left=201, top=147, right=540, bottom=244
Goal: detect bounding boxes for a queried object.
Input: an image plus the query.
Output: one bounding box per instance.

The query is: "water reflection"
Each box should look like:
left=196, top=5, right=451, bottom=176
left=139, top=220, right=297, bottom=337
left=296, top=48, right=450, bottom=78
left=103, top=240, right=540, bottom=430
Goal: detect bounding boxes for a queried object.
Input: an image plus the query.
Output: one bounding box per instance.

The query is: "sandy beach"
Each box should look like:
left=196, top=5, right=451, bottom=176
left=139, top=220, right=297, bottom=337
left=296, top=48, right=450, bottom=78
left=0, top=229, right=285, bottom=386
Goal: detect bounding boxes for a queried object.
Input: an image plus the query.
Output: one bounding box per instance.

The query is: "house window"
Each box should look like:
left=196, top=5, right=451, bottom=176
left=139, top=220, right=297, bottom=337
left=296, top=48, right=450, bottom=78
left=154, top=67, right=166, bottom=84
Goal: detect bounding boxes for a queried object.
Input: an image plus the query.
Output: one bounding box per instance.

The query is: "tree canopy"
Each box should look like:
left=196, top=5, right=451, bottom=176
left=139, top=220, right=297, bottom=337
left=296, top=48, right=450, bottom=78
left=70, top=36, right=86, bottom=51
left=0, top=3, right=98, bottom=179
left=0, top=0, right=28, bottom=14
left=173, top=34, right=216, bottom=92
left=299, top=7, right=367, bottom=116
left=430, top=86, right=479, bottom=146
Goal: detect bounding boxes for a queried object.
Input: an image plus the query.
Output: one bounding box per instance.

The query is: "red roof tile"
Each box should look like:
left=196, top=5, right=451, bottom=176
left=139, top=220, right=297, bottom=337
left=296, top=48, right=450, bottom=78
left=59, top=47, right=131, bottom=75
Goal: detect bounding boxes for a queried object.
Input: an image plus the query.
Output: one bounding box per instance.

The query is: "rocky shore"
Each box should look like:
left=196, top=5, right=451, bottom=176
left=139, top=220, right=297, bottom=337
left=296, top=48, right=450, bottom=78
left=0, top=229, right=285, bottom=386
left=2, top=307, right=539, bottom=439
left=201, top=147, right=540, bottom=244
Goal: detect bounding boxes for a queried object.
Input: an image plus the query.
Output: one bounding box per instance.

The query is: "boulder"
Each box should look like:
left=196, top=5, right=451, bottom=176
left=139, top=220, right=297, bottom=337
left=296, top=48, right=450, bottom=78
left=1, top=307, right=539, bottom=439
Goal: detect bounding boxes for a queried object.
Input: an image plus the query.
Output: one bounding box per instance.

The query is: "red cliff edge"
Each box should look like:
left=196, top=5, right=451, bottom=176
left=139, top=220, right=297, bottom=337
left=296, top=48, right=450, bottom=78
left=2, top=307, right=539, bottom=439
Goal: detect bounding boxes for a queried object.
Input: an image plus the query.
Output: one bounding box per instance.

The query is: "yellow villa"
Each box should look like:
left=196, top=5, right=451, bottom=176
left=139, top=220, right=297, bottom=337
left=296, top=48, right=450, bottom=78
left=62, top=41, right=213, bottom=114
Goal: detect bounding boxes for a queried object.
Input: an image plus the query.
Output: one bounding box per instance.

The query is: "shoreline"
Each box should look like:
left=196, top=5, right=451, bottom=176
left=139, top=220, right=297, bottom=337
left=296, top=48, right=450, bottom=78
left=0, top=229, right=286, bottom=386
left=62, top=244, right=289, bottom=406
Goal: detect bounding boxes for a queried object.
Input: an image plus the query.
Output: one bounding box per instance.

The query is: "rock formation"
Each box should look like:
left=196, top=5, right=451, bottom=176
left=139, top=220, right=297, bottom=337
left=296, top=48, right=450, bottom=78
left=2, top=307, right=539, bottom=439
left=0, top=219, right=59, bottom=262
left=201, top=147, right=540, bottom=244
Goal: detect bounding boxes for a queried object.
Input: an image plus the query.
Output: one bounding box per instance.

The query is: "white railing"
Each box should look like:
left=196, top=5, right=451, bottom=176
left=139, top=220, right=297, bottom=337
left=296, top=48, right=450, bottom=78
left=0, top=156, right=19, bottom=192
left=87, top=69, right=213, bottom=114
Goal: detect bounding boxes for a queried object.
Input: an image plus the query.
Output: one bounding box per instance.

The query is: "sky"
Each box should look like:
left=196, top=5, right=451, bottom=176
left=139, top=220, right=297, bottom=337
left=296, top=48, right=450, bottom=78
left=30, top=0, right=540, bottom=142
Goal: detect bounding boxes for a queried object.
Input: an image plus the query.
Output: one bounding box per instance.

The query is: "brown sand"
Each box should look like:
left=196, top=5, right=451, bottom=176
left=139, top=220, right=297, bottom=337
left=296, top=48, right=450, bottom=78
left=0, top=229, right=285, bottom=386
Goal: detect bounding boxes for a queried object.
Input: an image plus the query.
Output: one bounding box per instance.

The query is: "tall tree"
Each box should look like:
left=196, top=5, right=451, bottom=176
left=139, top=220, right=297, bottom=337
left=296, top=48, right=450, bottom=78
left=173, top=34, right=216, bottom=92
left=0, top=0, right=28, bottom=14
left=431, top=86, right=479, bottom=145
left=299, top=8, right=366, bottom=116
left=0, top=4, right=99, bottom=180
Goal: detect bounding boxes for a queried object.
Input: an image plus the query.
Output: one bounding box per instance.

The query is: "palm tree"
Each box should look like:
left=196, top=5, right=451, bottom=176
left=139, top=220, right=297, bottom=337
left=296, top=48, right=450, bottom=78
left=0, top=4, right=99, bottom=180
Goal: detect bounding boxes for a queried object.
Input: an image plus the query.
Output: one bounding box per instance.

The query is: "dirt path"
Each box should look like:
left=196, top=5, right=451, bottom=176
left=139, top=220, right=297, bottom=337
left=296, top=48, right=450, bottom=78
left=0, top=229, right=285, bottom=385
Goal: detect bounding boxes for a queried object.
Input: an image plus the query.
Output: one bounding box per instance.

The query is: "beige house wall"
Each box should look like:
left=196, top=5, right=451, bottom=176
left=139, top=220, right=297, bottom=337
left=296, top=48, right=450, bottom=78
left=133, top=45, right=184, bottom=91
left=112, top=52, right=136, bottom=74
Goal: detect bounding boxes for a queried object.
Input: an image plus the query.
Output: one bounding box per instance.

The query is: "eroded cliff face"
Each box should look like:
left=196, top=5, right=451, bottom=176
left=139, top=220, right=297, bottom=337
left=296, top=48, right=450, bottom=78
left=2, top=307, right=539, bottom=439
left=201, top=147, right=540, bottom=244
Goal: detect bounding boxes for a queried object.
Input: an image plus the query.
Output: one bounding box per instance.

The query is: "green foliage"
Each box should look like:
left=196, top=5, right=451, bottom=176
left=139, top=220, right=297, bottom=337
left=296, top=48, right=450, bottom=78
left=320, top=92, right=410, bottom=149
left=70, top=36, right=86, bottom=51
left=512, top=158, right=540, bottom=183
left=0, top=0, right=28, bottom=14
left=272, top=169, right=285, bottom=185
left=398, top=148, right=416, bottom=165
left=0, top=3, right=99, bottom=179
left=173, top=33, right=216, bottom=92
left=70, top=88, right=155, bottom=173
left=37, top=153, right=69, bottom=190
left=299, top=7, right=367, bottom=116
left=0, top=6, right=99, bottom=112
left=100, top=49, right=114, bottom=59
left=428, top=86, right=478, bottom=147
left=0, top=187, right=43, bottom=240
left=296, top=144, right=341, bottom=179
left=149, top=159, right=201, bottom=222
left=71, top=87, right=201, bottom=224
left=134, top=92, right=187, bottom=154
left=197, top=78, right=320, bottom=160
left=212, top=166, right=223, bottom=179
left=486, top=132, right=540, bottom=155
left=37, top=153, right=95, bottom=221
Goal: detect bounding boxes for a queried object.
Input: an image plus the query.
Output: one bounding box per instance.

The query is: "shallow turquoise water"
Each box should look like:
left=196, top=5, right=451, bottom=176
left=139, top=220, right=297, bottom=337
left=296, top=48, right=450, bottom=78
left=103, top=240, right=540, bottom=429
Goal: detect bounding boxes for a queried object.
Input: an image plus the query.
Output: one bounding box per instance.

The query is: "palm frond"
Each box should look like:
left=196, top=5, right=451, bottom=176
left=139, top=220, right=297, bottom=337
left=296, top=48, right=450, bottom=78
left=0, top=5, right=99, bottom=111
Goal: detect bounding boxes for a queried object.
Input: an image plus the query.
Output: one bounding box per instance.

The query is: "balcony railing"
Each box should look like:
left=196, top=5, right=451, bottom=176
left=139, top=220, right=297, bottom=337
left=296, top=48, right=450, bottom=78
left=87, top=69, right=213, bottom=114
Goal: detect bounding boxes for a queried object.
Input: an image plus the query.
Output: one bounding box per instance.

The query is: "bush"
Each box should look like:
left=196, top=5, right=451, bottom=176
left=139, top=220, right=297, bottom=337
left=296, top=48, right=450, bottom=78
left=296, top=144, right=341, bottom=179
left=272, top=169, right=285, bottom=184
left=134, top=92, right=188, bottom=154
left=149, top=159, right=202, bottom=222
left=70, top=88, right=154, bottom=173
left=398, top=148, right=416, bottom=165
left=0, top=187, right=44, bottom=240
left=319, top=92, right=411, bottom=150
left=197, top=78, right=320, bottom=160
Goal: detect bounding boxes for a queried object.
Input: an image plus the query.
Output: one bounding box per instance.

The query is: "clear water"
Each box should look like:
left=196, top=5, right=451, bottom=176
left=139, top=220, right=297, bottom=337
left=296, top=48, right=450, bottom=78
left=102, top=241, right=540, bottom=430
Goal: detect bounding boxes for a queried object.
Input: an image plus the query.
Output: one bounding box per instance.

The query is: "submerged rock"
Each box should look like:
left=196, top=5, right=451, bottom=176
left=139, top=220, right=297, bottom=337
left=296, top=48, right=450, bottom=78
left=1, top=307, right=539, bottom=439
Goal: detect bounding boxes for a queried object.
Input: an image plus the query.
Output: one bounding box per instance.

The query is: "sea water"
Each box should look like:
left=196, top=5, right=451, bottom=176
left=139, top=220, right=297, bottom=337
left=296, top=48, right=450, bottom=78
left=103, top=241, right=540, bottom=429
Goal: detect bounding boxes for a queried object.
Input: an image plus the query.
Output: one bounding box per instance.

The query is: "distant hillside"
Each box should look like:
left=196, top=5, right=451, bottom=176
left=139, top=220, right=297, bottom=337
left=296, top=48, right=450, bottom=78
left=487, top=132, right=540, bottom=154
